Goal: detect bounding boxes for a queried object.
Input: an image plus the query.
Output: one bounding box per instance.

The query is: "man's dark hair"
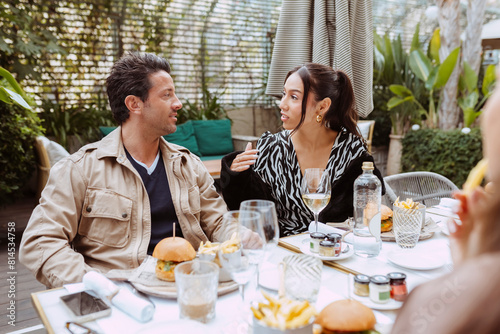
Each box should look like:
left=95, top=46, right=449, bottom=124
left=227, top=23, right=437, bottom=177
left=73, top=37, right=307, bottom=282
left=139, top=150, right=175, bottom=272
left=106, top=52, right=172, bottom=125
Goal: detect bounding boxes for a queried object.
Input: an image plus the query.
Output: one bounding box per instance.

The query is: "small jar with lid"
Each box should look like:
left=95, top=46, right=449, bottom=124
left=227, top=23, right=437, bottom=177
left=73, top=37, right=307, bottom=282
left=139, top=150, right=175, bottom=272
left=309, top=232, right=326, bottom=253
left=353, top=274, right=370, bottom=297
left=369, top=275, right=390, bottom=304
left=319, top=240, right=336, bottom=257
left=387, top=272, right=408, bottom=302
left=326, top=233, right=342, bottom=255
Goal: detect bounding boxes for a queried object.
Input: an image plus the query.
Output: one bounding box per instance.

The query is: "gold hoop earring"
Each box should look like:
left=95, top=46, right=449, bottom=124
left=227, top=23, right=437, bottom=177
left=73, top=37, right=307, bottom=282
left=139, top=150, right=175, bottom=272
left=316, top=114, right=323, bottom=123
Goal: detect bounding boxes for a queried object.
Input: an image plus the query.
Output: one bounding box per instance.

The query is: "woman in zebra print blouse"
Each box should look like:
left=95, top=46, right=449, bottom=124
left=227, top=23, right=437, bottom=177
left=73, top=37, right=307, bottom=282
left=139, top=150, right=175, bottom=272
left=221, top=63, right=384, bottom=236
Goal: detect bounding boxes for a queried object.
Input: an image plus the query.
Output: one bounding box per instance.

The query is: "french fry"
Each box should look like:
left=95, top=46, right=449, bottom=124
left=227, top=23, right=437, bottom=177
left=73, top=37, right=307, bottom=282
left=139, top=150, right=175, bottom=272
left=198, top=240, right=220, bottom=254
left=220, top=232, right=240, bottom=254
left=287, top=305, right=317, bottom=328
left=463, top=159, right=488, bottom=195
left=394, top=198, right=420, bottom=211
left=253, top=291, right=317, bottom=329
left=251, top=305, right=264, bottom=320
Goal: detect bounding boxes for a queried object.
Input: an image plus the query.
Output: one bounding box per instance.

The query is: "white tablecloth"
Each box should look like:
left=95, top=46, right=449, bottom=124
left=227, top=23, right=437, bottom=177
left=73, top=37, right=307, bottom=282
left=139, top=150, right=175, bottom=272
left=33, top=208, right=456, bottom=334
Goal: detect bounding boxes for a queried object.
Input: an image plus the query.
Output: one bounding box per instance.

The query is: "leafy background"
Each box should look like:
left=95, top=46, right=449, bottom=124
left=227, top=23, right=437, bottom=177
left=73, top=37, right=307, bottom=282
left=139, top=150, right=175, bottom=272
left=401, top=128, right=483, bottom=187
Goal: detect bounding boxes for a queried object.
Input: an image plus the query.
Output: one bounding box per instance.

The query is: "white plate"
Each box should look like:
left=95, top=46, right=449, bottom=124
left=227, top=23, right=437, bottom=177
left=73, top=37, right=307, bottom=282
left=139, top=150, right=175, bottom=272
left=299, top=239, right=354, bottom=261
left=259, top=266, right=280, bottom=291
left=387, top=250, right=446, bottom=270
left=351, top=293, right=403, bottom=311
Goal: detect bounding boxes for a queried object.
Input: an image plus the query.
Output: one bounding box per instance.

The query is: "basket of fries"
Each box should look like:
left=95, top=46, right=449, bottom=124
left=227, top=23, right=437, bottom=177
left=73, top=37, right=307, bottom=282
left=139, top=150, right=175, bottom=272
left=251, top=291, right=316, bottom=333
left=197, top=240, right=233, bottom=282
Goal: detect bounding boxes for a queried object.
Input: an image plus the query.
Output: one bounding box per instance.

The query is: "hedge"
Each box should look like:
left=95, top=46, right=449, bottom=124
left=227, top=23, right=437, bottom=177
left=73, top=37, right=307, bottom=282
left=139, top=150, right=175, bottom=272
left=401, top=128, right=483, bottom=188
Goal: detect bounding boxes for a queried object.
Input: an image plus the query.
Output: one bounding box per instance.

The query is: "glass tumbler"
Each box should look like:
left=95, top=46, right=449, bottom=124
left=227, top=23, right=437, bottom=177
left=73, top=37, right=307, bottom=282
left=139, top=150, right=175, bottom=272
left=282, top=254, right=322, bottom=303
left=175, top=260, right=219, bottom=323
left=392, top=204, right=426, bottom=249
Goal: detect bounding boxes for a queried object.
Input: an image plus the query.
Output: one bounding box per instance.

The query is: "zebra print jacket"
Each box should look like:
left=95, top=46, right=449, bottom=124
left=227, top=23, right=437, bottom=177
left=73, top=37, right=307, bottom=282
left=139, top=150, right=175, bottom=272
left=220, top=130, right=385, bottom=236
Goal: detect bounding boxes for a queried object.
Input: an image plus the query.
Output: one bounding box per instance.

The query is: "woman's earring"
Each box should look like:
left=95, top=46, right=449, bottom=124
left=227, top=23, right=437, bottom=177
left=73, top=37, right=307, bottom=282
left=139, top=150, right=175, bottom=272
left=316, top=114, right=323, bottom=123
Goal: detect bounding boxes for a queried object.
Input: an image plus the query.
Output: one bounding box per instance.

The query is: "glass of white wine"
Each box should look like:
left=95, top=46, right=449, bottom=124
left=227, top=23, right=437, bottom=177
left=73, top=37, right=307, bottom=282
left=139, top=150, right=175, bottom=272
left=301, top=168, right=331, bottom=232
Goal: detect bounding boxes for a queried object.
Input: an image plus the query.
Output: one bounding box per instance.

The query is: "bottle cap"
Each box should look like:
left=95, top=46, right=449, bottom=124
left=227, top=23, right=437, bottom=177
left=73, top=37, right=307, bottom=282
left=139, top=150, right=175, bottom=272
left=354, top=274, right=371, bottom=284
left=362, top=162, right=374, bottom=170
left=370, top=275, right=389, bottom=285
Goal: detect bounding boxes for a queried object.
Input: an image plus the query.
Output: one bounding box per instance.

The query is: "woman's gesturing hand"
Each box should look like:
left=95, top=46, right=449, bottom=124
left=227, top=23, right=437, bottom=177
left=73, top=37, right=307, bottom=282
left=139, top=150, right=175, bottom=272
left=230, top=142, right=259, bottom=172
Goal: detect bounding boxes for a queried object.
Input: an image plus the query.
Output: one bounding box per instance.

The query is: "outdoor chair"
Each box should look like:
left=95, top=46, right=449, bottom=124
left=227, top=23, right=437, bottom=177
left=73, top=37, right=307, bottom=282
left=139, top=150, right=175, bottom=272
left=357, top=120, right=375, bottom=153
left=383, top=171, right=459, bottom=207
left=34, top=137, right=51, bottom=199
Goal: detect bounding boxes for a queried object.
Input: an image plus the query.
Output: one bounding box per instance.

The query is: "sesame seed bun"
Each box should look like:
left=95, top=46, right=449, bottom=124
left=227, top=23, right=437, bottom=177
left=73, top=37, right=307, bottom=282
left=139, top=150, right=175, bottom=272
left=316, top=299, right=376, bottom=333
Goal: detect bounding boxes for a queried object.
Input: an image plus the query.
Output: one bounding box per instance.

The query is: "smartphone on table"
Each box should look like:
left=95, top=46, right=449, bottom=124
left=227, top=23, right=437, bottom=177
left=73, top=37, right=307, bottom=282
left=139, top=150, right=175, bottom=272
left=60, top=291, right=111, bottom=323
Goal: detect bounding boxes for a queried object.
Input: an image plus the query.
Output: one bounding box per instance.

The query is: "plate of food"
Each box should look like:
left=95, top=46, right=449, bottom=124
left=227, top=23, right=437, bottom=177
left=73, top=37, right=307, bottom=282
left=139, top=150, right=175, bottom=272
left=299, top=239, right=354, bottom=261
left=342, top=204, right=437, bottom=243
left=109, top=237, right=239, bottom=299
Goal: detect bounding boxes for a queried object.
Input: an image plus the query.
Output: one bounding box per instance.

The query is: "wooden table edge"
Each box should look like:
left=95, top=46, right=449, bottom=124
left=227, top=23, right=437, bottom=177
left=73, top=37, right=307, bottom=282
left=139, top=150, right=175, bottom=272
left=278, top=235, right=361, bottom=276
left=31, top=287, right=63, bottom=334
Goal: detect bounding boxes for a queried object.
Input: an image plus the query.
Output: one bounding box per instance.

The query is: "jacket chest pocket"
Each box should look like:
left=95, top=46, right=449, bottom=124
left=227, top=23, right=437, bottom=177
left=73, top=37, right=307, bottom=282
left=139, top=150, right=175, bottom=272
left=79, top=188, right=133, bottom=248
left=187, top=185, right=201, bottom=215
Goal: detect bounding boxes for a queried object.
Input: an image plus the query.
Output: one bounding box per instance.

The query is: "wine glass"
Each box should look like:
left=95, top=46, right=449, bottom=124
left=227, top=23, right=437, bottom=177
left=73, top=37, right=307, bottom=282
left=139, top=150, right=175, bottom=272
left=218, top=210, right=265, bottom=305
left=240, top=200, right=279, bottom=250
left=240, top=200, right=279, bottom=289
left=301, top=168, right=331, bottom=232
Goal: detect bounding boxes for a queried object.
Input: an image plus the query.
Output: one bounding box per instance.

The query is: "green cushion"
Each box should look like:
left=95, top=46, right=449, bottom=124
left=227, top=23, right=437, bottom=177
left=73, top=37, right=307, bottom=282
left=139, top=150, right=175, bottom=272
left=191, top=119, right=234, bottom=156
left=200, top=154, right=226, bottom=161
left=163, top=121, right=202, bottom=157
left=99, top=126, right=117, bottom=137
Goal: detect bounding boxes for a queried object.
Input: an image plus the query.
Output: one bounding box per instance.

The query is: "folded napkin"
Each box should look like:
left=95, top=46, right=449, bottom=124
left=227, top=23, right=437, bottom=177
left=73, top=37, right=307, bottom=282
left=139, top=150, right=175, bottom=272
left=308, top=221, right=346, bottom=235
left=83, top=271, right=155, bottom=323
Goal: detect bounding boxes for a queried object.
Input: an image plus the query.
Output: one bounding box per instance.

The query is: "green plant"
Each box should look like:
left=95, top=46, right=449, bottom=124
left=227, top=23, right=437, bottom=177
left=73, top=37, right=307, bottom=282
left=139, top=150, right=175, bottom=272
left=373, top=26, right=429, bottom=136
left=401, top=128, right=483, bottom=187
left=0, top=1, right=66, bottom=80
left=388, top=27, right=460, bottom=129
left=39, top=95, right=114, bottom=150
left=0, top=67, right=43, bottom=204
left=177, top=88, right=230, bottom=124
left=458, top=63, right=496, bottom=127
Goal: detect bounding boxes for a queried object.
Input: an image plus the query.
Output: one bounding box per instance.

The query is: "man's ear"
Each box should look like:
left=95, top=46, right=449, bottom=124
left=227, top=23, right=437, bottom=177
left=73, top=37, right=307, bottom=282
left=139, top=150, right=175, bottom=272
left=124, top=95, right=143, bottom=115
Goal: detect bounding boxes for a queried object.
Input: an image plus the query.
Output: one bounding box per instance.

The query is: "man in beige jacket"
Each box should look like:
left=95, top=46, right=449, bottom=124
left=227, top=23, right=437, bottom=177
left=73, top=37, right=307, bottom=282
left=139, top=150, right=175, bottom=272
left=20, top=53, right=228, bottom=288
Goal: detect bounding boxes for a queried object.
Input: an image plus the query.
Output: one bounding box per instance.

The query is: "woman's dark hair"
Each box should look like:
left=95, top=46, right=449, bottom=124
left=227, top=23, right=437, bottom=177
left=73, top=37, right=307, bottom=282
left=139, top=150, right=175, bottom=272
left=106, top=52, right=172, bottom=125
left=284, top=63, right=360, bottom=137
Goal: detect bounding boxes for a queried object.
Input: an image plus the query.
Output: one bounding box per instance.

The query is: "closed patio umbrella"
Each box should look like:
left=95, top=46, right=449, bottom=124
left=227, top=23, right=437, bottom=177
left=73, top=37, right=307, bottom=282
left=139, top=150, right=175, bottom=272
left=266, top=0, right=373, bottom=117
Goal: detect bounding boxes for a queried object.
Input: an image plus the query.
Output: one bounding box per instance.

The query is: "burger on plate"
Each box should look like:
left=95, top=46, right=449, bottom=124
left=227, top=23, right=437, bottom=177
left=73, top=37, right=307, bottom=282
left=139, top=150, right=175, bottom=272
left=381, top=204, right=393, bottom=233
left=315, top=299, right=379, bottom=334
left=152, top=237, right=196, bottom=282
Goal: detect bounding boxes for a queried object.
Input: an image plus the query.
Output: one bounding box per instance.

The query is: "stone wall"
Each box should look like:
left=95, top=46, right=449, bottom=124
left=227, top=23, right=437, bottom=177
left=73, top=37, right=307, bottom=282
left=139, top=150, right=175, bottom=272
left=227, top=106, right=281, bottom=137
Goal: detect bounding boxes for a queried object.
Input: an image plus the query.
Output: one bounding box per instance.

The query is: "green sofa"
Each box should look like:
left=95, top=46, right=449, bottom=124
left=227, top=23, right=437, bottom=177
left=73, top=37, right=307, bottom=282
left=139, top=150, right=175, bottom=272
left=99, top=119, right=257, bottom=161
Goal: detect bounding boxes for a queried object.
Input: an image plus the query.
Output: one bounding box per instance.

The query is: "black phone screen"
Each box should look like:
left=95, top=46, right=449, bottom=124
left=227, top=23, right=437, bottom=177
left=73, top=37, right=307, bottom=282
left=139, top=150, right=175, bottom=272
left=60, top=291, right=110, bottom=316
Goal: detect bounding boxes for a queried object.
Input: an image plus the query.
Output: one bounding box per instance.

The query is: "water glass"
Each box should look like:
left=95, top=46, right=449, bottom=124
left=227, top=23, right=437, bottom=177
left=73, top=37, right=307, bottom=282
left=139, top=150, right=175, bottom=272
left=175, top=260, right=219, bottom=323
left=282, top=254, right=322, bottom=303
left=392, top=204, right=426, bottom=249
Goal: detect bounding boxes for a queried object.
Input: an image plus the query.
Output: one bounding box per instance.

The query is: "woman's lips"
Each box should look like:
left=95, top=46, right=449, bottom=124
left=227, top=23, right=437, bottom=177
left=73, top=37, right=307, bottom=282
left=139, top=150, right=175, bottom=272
left=281, top=113, right=289, bottom=121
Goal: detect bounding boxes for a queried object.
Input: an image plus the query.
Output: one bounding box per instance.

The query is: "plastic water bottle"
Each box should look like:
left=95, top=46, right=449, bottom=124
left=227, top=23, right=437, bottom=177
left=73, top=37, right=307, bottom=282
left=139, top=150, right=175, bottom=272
left=353, top=161, right=382, bottom=257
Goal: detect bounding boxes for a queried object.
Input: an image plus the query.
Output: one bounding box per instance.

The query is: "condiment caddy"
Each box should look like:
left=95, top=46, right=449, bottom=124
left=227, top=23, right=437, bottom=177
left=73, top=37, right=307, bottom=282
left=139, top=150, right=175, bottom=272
left=350, top=272, right=407, bottom=310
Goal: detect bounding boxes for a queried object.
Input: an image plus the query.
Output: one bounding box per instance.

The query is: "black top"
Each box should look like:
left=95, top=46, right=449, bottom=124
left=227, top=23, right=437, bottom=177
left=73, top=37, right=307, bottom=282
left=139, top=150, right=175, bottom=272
left=125, top=149, right=182, bottom=254
left=220, top=130, right=385, bottom=236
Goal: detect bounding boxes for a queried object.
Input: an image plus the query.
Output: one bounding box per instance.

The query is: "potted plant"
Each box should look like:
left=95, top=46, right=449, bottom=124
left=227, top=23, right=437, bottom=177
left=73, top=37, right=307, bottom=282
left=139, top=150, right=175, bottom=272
left=457, top=62, right=496, bottom=128
left=376, top=25, right=460, bottom=175
left=373, top=26, right=429, bottom=175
